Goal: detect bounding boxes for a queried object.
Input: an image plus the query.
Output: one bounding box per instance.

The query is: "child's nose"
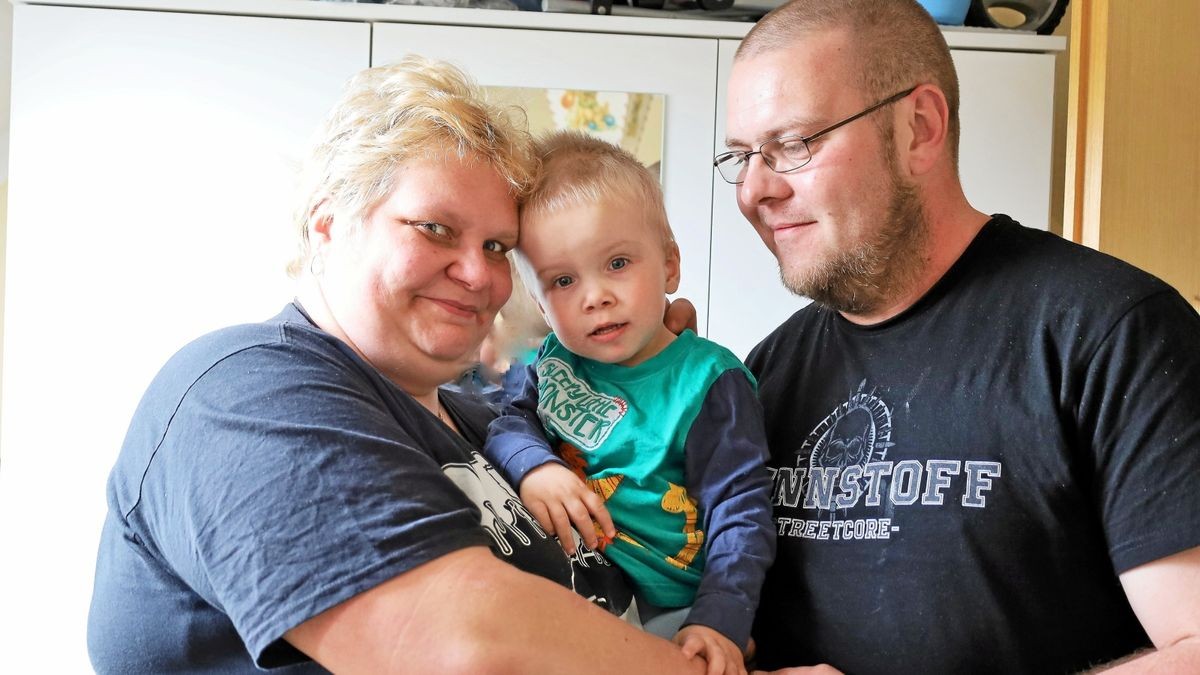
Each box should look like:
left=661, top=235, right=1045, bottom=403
left=583, top=282, right=616, bottom=312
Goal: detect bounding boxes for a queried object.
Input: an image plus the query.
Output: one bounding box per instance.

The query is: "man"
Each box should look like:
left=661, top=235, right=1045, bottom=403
left=715, top=0, right=1200, bottom=672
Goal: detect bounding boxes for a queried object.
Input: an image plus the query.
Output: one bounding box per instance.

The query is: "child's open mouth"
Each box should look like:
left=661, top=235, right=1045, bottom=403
left=590, top=322, right=626, bottom=337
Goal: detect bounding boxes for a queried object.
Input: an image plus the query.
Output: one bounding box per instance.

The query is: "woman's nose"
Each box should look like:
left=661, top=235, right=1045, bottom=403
left=447, top=248, right=490, bottom=291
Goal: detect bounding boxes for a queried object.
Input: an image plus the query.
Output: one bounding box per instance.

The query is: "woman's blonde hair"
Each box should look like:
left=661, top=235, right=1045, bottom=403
left=289, top=55, right=537, bottom=276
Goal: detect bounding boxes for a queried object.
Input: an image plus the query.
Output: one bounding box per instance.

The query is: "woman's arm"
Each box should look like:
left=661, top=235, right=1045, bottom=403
left=286, top=546, right=711, bottom=675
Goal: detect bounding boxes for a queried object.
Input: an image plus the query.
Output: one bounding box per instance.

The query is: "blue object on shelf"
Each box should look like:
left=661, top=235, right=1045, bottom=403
left=917, top=0, right=970, bottom=25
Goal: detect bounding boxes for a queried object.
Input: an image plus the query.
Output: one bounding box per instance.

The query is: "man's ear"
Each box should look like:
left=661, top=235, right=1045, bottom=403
left=664, top=241, right=682, bottom=295
left=902, top=84, right=951, bottom=177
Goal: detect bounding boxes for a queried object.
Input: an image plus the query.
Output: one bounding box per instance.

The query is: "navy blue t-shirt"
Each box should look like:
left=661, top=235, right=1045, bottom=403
left=87, top=303, right=633, bottom=673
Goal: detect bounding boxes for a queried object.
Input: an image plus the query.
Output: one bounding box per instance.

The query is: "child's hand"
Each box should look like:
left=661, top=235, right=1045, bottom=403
left=519, top=463, right=616, bottom=555
left=674, top=624, right=747, bottom=675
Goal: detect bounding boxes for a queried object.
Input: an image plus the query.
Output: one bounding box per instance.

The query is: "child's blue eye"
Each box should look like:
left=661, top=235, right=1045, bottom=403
left=609, top=257, right=629, bottom=271
left=552, top=276, right=574, bottom=289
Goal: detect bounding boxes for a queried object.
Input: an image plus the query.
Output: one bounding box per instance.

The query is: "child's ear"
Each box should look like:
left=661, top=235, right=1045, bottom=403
left=664, top=241, right=681, bottom=295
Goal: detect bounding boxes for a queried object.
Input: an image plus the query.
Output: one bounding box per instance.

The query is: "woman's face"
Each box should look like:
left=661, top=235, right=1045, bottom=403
left=319, top=154, right=519, bottom=391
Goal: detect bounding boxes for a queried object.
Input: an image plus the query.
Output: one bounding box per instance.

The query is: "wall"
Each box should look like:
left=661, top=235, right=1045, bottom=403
left=1, top=0, right=12, bottom=430
left=1048, top=5, right=1071, bottom=237
left=1065, top=0, right=1200, bottom=312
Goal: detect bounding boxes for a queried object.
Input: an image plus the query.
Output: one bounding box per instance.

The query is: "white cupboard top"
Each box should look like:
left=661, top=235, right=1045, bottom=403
left=13, top=0, right=1066, bottom=50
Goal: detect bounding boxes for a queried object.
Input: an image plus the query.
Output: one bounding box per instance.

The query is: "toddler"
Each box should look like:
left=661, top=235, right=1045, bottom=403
left=485, top=131, right=775, bottom=675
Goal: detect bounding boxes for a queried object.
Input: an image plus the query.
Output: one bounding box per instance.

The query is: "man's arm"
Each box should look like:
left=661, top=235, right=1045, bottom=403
left=1074, top=291, right=1200, bottom=671
left=1089, top=545, right=1200, bottom=673
left=286, top=546, right=712, bottom=674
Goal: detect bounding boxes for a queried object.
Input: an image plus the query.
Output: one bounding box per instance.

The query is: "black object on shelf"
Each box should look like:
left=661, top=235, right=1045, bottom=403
left=590, top=0, right=735, bottom=14
left=965, top=0, right=1069, bottom=34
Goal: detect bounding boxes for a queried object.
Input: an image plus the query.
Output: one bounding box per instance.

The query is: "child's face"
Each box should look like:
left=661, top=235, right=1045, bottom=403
left=520, top=198, right=680, bottom=366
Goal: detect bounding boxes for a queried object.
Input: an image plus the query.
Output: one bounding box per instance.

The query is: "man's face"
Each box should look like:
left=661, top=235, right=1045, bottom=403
left=724, top=31, right=926, bottom=315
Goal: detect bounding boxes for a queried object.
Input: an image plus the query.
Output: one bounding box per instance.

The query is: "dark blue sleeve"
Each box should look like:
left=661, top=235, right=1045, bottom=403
left=681, top=369, right=777, bottom=650
left=129, top=342, right=492, bottom=665
left=483, top=362, right=567, bottom=488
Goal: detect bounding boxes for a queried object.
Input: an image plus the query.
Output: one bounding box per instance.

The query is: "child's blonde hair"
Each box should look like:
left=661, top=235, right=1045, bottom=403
left=521, top=131, right=674, bottom=248
left=515, top=131, right=675, bottom=297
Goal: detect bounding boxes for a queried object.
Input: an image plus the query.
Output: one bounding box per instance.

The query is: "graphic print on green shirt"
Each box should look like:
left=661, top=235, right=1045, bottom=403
left=534, top=330, right=754, bottom=608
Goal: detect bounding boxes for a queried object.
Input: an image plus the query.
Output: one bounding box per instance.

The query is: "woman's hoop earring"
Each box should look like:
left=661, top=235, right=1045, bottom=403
left=309, top=253, right=325, bottom=277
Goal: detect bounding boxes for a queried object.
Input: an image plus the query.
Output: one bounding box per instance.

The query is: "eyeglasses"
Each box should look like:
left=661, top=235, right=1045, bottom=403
left=713, top=87, right=916, bottom=185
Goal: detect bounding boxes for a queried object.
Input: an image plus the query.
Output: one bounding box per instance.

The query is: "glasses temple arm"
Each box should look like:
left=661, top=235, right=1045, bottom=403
left=804, top=87, right=917, bottom=144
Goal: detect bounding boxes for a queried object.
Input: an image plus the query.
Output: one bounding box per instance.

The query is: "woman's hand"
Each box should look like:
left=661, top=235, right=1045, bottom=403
left=675, top=624, right=747, bottom=675
left=519, top=463, right=616, bottom=555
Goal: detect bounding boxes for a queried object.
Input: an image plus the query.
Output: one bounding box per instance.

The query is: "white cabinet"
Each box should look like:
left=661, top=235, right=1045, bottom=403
left=1, top=5, right=367, bottom=672
left=707, top=41, right=1059, bottom=358
left=373, top=22, right=719, bottom=330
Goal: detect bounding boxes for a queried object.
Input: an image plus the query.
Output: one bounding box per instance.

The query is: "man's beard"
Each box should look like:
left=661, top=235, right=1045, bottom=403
left=780, top=153, right=929, bottom=316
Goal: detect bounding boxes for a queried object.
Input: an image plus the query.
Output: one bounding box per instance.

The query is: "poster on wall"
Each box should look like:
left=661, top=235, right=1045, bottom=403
left=484, top=86, right=665, bottom=181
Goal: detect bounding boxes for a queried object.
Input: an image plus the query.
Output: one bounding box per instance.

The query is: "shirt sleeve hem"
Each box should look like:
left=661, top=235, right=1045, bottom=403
left=247, top=529, right=492, bottom=668
left=1109, top=532, right=1200, bottom=575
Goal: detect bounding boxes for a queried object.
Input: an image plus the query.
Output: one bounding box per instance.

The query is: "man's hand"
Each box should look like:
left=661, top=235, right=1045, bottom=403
left=675, top=624, right=747, bottom=675
left=519, top=463, right=616, bottom=555
left=665, top=297, right=698, bottom=335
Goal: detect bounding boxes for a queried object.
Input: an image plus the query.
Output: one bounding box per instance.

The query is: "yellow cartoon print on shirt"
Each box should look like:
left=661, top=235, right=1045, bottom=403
left=662, top=482, right=704, bottom=569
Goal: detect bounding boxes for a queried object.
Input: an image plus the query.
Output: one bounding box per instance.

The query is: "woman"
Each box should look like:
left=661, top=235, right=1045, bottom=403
left=83, top=56, right=756, bottom=675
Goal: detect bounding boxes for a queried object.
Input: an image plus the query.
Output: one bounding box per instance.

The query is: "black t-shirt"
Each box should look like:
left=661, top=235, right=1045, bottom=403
left=747, top=216, right=1200, bottom=674
left=87, top=303, right=633, bottom=674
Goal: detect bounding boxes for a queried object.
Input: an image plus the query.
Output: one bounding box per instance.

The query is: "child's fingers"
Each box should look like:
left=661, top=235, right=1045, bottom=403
left=723, top=642, right=747, bottom=675
left=564, top=498, right=599, bottom=550
left=704, top=643, right=725, bottom=675
left=527, top=500, right=555, bottom=536
left=547, top=502, right=576, bottom=555
left=678, top=634, right=703, bottom=659
left=582, top=490, right=616, bottom=538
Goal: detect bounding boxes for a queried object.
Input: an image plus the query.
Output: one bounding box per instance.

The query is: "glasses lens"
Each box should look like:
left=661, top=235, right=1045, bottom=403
left=765, top=137, right=811, bottom=173
left=715, top=153, right=749, bottom=184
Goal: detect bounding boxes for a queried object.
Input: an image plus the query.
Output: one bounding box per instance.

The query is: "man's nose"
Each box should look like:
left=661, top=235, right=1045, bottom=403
left=738, top=153, right=791, bottom=206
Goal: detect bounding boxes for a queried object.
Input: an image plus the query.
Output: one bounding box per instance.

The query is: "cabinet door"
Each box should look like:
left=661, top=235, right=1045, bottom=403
left=373, top=23, right=718, bottom=332
left=708, top=40, right=808, bottom=359
left=954, top=49, right=1056, bottom=230
left=708, top=43, right=1057, bottom=359
left=1, top=6, right=367, bottom=672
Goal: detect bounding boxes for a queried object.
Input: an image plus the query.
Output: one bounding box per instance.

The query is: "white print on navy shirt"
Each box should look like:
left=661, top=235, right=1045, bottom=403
left=443, top=453, right=550, bottom=555
left=768, top=381, right=1003, bottom=541
left=443, top=453, right=629, bottom=616
left=536, top=357, right=628, bottom=451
